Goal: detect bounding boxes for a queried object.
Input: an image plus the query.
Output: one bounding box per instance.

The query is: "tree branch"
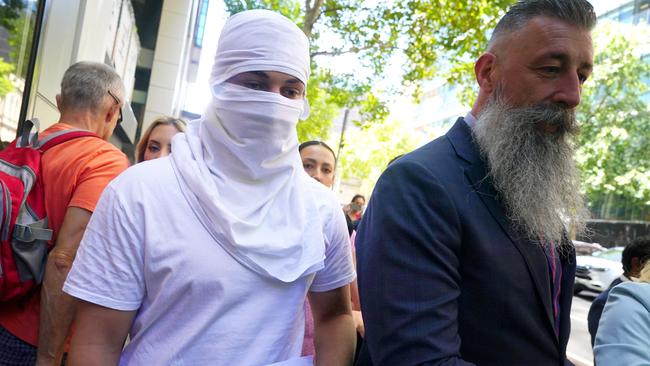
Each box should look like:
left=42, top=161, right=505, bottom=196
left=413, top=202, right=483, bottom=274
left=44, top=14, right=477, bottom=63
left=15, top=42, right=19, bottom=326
left=311, top=42, right=395, bottom=58
left=303, top=0, right=325, bottom=37
left=319, top=5, right=373, bottom=17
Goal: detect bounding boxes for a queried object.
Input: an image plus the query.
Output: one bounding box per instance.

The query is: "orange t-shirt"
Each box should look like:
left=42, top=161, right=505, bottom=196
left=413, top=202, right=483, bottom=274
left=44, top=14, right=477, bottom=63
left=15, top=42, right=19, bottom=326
left=0, top=123, right=129, bottom=345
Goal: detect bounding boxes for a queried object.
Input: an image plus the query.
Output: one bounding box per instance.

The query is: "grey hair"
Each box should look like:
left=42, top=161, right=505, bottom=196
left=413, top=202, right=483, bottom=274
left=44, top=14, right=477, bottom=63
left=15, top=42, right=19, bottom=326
left=489, top=0, right=596, bottom=47
left=59, top=61, right=125, bottom=113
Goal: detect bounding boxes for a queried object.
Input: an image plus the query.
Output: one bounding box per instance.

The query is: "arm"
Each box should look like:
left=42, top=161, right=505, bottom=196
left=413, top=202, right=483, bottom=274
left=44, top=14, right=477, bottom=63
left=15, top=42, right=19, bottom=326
left=349, top=231, right=364, bottom=336
left=356, top=161, right=475, bottom=366
left=309, top=286, right=356, bottom=366
left=594, top=283, right=650, bottom=365
left=350, top=280, right=364, bottom=337
left=37, top=148, right=129, bottom=365
left=67, top=301, right=135, bottom=366
left=36, top=207, right=91, bottom=365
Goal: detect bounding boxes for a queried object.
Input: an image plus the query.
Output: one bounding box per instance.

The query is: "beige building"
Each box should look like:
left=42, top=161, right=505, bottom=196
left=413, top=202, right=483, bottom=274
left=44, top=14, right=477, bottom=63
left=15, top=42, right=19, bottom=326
left=0, top=0, right=206, bottom=160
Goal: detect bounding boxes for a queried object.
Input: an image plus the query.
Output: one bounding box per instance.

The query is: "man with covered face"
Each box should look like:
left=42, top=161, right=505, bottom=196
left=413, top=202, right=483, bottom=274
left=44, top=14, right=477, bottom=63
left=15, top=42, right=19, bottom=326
left=61, top=10, right=356, bottom=365
left=356, top=0, right=595, bottom=365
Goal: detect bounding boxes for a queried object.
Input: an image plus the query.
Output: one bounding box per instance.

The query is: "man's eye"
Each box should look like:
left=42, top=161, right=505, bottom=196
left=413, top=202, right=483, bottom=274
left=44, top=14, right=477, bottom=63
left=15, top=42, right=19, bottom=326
left=578, top=73, right=588, bottom=84
left=244, top=81, right=263, bottom=90
left=540, top=66, right=561, bottom=74
left=322, top=168, right=332, bottom=174
left=282, top=88, right=301, bottom=99
left=303, top=163, right=313, bottom=170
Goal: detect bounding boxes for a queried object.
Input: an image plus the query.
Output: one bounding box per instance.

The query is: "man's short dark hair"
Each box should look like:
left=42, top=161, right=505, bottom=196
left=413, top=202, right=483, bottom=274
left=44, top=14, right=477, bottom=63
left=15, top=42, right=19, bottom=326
left=622, top=236, right=650, bottom=274
left=490, top=0, right=596, bottom=46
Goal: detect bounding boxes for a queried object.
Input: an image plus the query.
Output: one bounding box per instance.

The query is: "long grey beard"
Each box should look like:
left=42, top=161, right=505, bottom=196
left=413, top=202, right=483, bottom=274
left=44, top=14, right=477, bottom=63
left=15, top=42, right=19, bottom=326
left=472, top=95, right=589, bottom=247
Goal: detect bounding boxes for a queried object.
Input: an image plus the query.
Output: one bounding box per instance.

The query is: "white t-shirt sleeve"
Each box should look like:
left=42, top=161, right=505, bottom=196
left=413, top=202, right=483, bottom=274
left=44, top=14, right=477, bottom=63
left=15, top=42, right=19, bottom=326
left=309, top=201, right=356, bottom=293
left=63, top=184, right=145, bottom=311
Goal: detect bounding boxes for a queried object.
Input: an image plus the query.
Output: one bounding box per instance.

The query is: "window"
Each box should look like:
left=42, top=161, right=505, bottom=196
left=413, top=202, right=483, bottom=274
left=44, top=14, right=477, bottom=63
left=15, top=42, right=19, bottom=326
left=0, top=0, right=40, bottom=142
left=194, top=0, right=209, bottom=48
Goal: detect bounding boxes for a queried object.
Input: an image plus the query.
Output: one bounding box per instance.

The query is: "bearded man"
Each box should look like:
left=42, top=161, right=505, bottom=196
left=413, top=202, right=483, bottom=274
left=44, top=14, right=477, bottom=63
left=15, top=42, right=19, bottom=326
left=355, top=1, right=595, bottom=365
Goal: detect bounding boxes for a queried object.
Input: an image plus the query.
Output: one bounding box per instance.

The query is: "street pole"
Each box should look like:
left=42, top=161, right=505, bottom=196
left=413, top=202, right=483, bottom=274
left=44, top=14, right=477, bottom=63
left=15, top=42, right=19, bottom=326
left=333, top=107, right=350, bottom=196
left=336, top=107, right=350, bottom=163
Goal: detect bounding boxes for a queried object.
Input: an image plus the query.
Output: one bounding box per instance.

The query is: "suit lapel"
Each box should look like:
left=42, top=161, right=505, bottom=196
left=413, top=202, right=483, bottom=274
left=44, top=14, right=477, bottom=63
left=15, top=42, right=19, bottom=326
left=446, top=118, right=557, bottom=340
left=558, top=240, right=576, bottom=347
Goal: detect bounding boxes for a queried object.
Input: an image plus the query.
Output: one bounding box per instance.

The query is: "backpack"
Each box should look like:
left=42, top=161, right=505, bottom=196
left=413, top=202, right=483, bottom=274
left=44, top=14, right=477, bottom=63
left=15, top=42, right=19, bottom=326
left=0, top=119, right=99, bottom=302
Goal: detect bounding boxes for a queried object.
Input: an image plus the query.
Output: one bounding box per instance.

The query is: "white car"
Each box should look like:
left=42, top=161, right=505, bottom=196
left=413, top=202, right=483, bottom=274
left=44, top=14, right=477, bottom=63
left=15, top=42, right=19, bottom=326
left=574, top=247, right=624, bottom=294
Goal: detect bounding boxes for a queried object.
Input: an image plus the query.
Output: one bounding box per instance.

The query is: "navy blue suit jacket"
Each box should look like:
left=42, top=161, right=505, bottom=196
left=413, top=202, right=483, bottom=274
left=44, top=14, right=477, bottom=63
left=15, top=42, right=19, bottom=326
left=356, top=119, right=576, bottom=366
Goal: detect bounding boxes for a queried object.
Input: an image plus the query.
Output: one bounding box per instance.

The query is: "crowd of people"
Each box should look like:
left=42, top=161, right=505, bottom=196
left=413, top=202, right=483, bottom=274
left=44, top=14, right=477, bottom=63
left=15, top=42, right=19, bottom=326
left=0, top=0, right=648, bottom=365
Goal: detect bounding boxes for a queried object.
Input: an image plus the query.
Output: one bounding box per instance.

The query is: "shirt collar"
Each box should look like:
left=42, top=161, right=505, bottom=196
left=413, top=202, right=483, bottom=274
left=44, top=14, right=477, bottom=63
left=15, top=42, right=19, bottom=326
left=464, top=111, right=478, bottom=129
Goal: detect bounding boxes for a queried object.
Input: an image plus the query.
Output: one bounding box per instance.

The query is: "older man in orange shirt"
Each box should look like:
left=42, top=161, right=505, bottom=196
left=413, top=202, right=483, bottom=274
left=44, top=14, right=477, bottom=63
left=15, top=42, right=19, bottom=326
left=0, top=61, right=129, bottom=365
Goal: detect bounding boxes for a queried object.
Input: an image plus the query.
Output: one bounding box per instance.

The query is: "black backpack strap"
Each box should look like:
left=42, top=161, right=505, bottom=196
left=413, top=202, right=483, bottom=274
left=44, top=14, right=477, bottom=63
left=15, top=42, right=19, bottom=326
left=16, top=119, right=40, bottom=148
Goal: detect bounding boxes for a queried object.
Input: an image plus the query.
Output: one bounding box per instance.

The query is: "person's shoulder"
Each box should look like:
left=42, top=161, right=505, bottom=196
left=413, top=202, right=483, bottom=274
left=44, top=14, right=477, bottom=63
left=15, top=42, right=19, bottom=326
left=306, top=175, right=338, bottom=208
left=109, top=157, right=176, bottom=195
left=87, top=141, right=128, bottom=166
left=607, top=281, right=650, bottom=311
left=592, top=288, right=610, bottom=306
left=401, top=134, right=457, bottom=168
left=611, top=281, right=650, bottom=298
left=52, top=129, right=126, bottom=161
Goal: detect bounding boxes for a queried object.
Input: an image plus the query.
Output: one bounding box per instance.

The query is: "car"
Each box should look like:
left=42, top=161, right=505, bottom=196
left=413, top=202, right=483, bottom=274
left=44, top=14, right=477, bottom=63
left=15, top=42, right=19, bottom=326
left=572, top=240, right=605, bottom=256
left=574, top=247, right=624, bottom=294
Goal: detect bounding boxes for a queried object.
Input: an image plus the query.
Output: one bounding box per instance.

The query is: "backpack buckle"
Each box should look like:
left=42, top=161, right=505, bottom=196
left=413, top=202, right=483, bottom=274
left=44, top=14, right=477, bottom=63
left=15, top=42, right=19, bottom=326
left=13, top=224, right=53, bottom=242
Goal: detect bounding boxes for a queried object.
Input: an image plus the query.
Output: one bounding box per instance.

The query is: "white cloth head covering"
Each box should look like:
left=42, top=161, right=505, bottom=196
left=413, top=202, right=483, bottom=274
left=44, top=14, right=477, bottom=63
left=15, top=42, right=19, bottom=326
left=169, top=9, right=325, bottom=282
left=210, top=9, right=310, bottom=86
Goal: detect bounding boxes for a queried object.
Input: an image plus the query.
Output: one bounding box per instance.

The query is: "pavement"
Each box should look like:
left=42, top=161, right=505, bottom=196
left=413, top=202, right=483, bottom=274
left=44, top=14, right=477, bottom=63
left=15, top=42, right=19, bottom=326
left=567, top=291, right=599, bottom=366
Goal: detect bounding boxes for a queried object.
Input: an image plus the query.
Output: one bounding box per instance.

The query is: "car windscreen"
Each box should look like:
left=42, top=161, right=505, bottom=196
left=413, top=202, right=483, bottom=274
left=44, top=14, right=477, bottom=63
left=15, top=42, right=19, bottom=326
left=593, top=249, right=622, bottom=262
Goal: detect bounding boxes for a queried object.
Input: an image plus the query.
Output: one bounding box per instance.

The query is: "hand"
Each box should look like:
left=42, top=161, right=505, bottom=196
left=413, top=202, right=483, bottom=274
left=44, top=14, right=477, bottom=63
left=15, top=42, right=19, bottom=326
left=35, top=352, right=58, bottom=366
left=352, top=310, right=364, bottom=338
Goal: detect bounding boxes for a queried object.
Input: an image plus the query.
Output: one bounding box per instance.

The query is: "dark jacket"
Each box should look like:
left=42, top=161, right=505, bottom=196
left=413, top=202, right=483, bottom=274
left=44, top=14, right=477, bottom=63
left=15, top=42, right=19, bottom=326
left=356, top=118, right=576, bottom=366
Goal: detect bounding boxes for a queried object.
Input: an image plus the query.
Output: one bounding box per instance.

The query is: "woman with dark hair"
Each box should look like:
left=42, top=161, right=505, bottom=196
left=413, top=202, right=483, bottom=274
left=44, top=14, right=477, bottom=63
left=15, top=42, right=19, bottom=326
left=344, top=194, right=365, bottom=234
left=299, top=141, right=336, bottom=188
left=299, top=140, right=364, bottom=360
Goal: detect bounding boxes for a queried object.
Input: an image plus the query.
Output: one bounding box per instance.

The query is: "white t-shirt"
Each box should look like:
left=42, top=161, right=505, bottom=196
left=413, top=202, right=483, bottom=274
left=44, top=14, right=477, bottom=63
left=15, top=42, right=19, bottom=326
left=63, top=157, right=355, bottom=366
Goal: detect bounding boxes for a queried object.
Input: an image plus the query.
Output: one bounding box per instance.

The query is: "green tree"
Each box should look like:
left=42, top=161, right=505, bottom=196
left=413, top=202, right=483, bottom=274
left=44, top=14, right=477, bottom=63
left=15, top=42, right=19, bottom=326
left=0, top=0, right=29, bottom=96
left=576, top=21, right=650, bottom=220
left=337, top=116, right=419, bottom=194
left=298, top=69, right=339, bottom=141
left=223, top=0, right=515, bottom=138
left=0, top=0, right=25, bottom=29
left=6, top=11, right=34, bottom=78
left=0, top=59, right=13, bottom=97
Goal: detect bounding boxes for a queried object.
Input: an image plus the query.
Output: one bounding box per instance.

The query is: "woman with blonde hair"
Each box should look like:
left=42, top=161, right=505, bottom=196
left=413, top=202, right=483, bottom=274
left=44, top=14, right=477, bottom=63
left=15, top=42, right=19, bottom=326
left=594, top=236, right=650, bottom=365
left=136, top=116, right=185, bottom=162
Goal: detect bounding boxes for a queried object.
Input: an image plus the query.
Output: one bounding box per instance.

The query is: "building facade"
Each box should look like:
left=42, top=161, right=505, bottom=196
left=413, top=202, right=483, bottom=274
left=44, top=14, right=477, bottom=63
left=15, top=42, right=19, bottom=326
left=0, top=0, right=206, bottom=159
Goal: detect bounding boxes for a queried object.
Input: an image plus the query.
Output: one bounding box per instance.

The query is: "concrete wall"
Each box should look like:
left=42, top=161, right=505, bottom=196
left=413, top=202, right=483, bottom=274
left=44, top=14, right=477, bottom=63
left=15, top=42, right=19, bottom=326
left=577, top=220, right=650, bottom=247
left=141, top=0, right=195, bottom=132
left=28, top=0, right=138, bottom=145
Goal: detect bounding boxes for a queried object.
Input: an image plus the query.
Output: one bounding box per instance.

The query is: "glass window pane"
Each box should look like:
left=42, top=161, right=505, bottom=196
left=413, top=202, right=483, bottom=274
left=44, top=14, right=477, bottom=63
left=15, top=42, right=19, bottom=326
left=0, top=0, right=39, bottom=142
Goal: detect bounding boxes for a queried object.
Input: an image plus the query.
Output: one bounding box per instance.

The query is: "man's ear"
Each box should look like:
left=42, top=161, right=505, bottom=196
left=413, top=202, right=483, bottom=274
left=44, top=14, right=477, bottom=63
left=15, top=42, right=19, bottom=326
left=630, top=257, right=642, bottom=277
left=55, top=95, right=63, bottom=112
left=105, top=103, right=119, bottom=124
left=475, top=53, right=497, bottom=93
